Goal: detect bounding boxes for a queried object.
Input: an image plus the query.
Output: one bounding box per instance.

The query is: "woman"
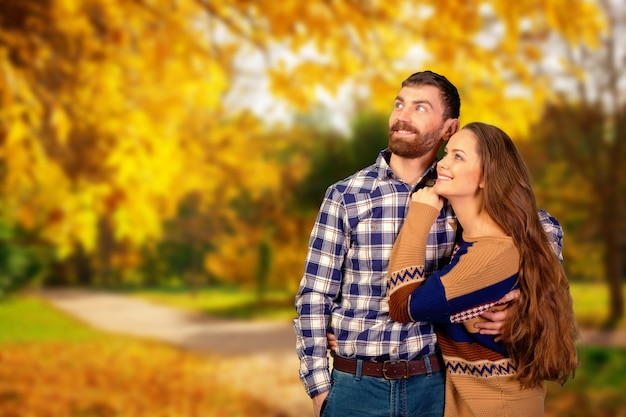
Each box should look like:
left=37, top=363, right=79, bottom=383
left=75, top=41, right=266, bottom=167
left=387, top=122, right=579, bottom=416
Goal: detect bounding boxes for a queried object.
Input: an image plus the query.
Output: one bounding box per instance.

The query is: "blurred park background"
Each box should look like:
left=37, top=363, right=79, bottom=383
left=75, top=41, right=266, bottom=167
left=1, top=0, right=625, bottom=416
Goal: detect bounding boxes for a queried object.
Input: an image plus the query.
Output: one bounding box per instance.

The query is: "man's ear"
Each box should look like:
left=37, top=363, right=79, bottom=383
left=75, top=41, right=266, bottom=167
left=443, top=118, right=460, bottom=141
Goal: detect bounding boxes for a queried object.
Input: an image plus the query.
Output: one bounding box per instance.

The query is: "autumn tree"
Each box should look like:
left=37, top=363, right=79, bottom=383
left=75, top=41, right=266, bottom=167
left=0, top=1, right=606, bottom=292
left=0, top=0, right=309, bottom=290
left=1, top=0, right=223, bottom=283
left=521, top=0, right=625, bottom=324
left=193, top=0, right=608, bottom=293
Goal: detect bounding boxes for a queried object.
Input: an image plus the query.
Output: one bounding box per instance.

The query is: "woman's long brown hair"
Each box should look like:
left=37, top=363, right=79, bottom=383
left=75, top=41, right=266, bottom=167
left=464, top=122, right=579, bottom=388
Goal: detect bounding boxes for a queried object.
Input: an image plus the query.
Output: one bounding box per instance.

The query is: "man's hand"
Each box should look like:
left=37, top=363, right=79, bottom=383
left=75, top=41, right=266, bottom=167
left=474, top=289, right=520, bottom=342
left=327, top=332, right=338, bottom=351
left=313, top=391, right=329, bottom=417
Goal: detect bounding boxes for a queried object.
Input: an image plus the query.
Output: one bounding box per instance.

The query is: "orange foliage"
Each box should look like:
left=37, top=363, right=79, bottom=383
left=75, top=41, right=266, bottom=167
left=0, top=342, right=275, bottom=417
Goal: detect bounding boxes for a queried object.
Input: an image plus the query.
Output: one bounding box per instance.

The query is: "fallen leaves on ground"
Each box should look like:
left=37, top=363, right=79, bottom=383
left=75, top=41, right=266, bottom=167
left=0, top=341, right=280, bottom=417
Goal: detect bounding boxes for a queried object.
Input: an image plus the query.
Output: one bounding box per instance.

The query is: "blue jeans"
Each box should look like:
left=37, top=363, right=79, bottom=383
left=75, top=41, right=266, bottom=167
left=321, top=359, right=445, bottom=417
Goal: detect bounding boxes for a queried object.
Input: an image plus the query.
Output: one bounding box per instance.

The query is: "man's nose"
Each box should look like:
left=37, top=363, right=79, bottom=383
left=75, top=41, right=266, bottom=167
left=397, top=107, right=411, bottom=121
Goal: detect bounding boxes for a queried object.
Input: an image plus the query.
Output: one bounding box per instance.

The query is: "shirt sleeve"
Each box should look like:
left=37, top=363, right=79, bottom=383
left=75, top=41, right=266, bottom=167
left=293, top=185, right=348, bottom=398
left=538, top=208, right=564, bottom=263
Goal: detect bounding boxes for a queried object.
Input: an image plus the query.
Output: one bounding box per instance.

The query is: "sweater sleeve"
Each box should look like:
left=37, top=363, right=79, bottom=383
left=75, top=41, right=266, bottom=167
left=387, top=200, right=520, bottom=325
left=386, top=201, right=440, bottom=323
left=406, top=241, right=519, bottom=323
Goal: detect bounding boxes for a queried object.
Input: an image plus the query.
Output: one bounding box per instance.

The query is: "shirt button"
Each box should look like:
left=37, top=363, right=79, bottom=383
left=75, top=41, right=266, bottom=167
left=392, top=348, right=397, bottom=354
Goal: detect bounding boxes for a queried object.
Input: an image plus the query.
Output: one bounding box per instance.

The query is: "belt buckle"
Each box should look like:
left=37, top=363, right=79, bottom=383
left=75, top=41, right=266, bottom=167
left=382, top=359, right=409, bottom=380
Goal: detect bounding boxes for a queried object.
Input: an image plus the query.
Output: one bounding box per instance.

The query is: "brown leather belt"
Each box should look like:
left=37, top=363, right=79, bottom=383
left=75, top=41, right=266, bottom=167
left=331, top=351, right=443, bottom=380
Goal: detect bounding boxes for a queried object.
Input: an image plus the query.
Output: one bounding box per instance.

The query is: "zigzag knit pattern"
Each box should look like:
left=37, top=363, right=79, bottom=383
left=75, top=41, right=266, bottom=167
left=387, top=266, right=426, bottom=293
left=445, top=357, right=517, bottom=378
left=449, top=300, right=500, bottom=323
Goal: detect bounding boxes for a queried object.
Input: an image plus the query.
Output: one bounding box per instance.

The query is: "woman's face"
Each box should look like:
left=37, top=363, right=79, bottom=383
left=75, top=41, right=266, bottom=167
left=434, top=128, right=483, bottom=201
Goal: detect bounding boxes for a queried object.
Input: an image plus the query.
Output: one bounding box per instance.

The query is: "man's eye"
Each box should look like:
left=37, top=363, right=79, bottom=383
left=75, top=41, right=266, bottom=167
left=394, top=102, right=403, bottom=109
left=417, top=105, right=426, bottom=111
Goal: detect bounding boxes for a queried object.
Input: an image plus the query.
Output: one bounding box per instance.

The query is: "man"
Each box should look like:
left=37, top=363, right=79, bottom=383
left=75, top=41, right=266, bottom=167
left=293, top=71, right=563, bottom=417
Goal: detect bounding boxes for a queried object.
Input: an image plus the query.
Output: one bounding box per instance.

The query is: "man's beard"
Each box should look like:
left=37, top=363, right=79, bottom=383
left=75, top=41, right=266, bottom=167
left=388, top=121, right=443, bottom=158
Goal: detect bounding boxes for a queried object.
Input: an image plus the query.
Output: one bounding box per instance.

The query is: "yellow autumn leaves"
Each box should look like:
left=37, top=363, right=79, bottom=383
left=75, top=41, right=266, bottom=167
left=0, top=0, right=606, bottom=288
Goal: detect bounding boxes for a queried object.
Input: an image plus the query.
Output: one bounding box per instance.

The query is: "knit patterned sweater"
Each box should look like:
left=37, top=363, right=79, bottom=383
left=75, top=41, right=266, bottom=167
left=387, top=202, right=545, bottom=417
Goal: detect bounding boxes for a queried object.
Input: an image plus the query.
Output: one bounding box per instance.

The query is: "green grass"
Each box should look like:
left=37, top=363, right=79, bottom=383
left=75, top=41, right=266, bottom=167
left=570, top=282, right=626, bottom=329
left=0, top=295, right=111, bottom=344
left=545, top=346, right=626, bottom=415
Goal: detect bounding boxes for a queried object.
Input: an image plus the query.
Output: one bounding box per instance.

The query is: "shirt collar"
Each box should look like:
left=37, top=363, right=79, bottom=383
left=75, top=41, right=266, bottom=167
left=377, top=149, right=438, bottom=187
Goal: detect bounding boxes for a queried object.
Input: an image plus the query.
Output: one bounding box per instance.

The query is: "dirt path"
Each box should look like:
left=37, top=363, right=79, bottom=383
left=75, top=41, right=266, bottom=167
left=34, top=289, right=626, bottom=417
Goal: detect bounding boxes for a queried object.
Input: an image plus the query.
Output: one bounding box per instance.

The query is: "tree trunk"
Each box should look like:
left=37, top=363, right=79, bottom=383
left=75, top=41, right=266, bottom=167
left=602, top=192, right=624, bottom=328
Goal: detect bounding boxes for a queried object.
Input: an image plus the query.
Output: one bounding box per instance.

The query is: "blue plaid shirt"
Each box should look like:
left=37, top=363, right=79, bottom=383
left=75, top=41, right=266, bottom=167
left=293, top=149, right=563, bottom=398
